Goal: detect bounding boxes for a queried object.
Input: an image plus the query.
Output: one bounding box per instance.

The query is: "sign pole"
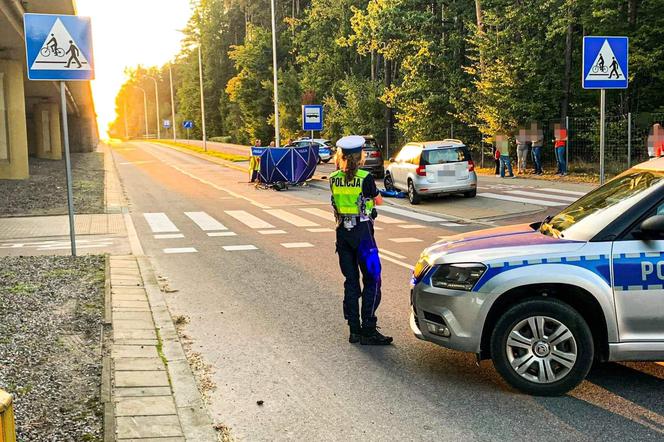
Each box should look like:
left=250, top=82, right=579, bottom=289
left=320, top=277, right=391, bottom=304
left=169, top=64, right=177, bottom=141
left=270, top=0, right=281, bottom=147
left=197, top=46, right=207, bottom=152
left=599, top=89, right=606, bottom=185
left=627, top=112, right=632, bottom=168
left=60, top=81, right=76, bottom=256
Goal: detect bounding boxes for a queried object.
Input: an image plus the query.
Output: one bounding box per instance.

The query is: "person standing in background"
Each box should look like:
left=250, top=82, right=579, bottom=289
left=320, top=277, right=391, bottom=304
left=493, top=144, right=501, bottom=176
left=531, top=123, right=544, bottom=175
left=554, top=125, right=568, bottom=176
left=647, top=123, right=664, bottom=158
left=497, top=134, right=514, bottom=178
left=516, top=128, right=530, bottom=174
left=249, top=139, right=262, bottom=183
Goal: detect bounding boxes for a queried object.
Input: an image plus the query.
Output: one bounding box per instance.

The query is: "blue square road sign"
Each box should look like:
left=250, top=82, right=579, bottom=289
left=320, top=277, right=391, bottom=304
left=24, top=13, right=94, bottom=81
left=582, top=36, right=628, bottom=89
left=302, top=105, right=324, bottom=131
left=183, top=120, right=194, bottom=129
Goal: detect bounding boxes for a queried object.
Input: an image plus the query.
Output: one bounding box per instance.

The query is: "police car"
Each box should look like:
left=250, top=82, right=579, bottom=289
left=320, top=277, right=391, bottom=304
left=410, top=157, right=664, bottom=396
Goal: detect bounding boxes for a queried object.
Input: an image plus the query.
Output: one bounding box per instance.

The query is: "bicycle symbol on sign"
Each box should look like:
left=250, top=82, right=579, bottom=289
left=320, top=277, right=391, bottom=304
left=40, top=33, right=65, bottom=57
left=591, top=54, right=607, bottom=74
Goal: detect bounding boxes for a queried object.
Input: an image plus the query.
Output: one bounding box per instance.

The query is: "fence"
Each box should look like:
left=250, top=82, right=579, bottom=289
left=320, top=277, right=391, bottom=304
left=445, top=113, right=664, bottom=177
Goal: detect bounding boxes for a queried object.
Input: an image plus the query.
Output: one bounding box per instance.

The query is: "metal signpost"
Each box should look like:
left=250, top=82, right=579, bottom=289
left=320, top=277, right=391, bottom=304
left=582, top=36, right=628, bottom=185
left=24, top=13, right=95, bottom=256
left=163, top=119, right=171, bottom=138
left=302, top=105, right=324, bottom=140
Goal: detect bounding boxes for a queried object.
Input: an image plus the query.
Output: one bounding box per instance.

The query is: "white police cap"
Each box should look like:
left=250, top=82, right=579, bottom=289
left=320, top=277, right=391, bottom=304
left=336, top=135, right=365, bottom=154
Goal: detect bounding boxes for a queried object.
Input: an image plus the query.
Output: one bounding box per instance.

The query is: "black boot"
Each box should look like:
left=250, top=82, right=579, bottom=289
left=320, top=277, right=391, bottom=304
left=360, top=328, right=393, bottom=345
left=349, top=326, right=362, bottom=344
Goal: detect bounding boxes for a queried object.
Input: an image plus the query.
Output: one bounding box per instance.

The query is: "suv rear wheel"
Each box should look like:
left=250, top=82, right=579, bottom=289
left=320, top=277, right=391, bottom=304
left=490, top=298, right=593, bottom=396
left=408, top=179, right=421, bottom=205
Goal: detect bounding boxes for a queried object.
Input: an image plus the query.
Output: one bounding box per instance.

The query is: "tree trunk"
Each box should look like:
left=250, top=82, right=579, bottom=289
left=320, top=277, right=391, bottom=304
left=384, top=57, right=393, bottom=153
left=628, top=0, right=638, bottom=27
left=561, top=19, right=573, bottom=122
left=475, top=0, right=484, bottom=33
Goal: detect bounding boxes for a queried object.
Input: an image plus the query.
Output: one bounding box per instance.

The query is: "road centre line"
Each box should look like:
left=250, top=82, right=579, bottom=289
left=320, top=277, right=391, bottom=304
left=207, top=232, right=237, bottom=237
left=169, top=163, right=271, bottom=209
left=380, top=249, right=408, bottom=260
left=144, top=213, right=179, bottom=233
left=223, top=245, right=258, bottom=251
left=398, top=224, right=426, bottom=229
left=389, top=237, right=423, bottom=243
left=225, top=210, right=275, bottom=229
left=540, top=187, right=587, bottom=196
left=258, top=230, right=287, bottom=235
left=307, top=228, right=334, bottom=233
left=507, top=190, right=577, bottom=203
left=377, top=205, right=447, bottom=222
left=281, top=242, right=314, bottom=248
left=379, top=253, right=415, bottom=271
left=154, top=233, right=185, bottom=239
left=264, top=209, right=320, bottom=227
left=185, top=211, right=228, bottom=231
left=477, top=193, right=565, bottom=207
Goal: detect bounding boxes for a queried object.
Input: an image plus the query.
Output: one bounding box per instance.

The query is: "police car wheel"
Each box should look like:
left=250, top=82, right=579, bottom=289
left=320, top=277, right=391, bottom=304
left=384, top=173, right=395, bottom=191
left=408, top=180, right=421, bottom=205
left=490, top=298, right=594, bottom=396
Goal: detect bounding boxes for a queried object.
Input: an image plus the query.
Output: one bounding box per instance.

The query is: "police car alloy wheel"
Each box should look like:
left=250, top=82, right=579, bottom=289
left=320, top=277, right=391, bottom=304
left=490, top=298, right=594, bottom=396
left=384, top=173, right=395, bottom=191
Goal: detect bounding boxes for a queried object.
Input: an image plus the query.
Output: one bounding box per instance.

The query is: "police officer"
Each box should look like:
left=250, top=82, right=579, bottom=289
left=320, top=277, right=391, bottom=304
left=330, top=136, right=393, bottom=345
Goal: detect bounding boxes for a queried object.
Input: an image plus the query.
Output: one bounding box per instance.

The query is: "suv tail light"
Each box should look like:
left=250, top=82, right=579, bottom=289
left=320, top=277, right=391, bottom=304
left=368, top=151, right=381, bottom=158
left=416, top=165, right=427, bottom=176
left=467, top=160, right=475, bottom=172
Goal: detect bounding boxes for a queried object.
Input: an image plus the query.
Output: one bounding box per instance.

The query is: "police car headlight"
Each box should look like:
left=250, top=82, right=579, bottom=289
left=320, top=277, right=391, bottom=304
left=431, top=263, right=486, bottom=291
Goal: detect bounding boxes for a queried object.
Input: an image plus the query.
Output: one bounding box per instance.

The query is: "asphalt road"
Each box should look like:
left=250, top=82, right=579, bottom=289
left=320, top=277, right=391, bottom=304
left=112, top=141, right=664, bottom=441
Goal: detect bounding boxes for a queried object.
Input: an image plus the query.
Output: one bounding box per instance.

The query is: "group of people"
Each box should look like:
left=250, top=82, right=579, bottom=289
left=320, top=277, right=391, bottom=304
left=493, top=125, right=568, bottom=178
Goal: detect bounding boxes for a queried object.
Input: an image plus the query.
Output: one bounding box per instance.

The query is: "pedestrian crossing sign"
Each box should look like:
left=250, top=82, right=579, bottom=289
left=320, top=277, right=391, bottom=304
left=582, top=36, right=628, bottom=89
left=24, top=13, right=94, bottom=81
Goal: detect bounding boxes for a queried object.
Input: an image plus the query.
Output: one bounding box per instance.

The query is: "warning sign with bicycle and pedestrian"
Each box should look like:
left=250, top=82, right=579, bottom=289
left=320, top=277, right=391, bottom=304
left=24, top=13, right=94, bottom=81
left=582, top=36, right=628, bottom=89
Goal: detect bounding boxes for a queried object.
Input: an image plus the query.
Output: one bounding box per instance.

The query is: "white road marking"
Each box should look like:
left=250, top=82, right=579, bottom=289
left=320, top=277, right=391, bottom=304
left=540, top=187, right=587, bottom=196
left=379, top=254, right=415, bottom=271
left=507, top=190, right=577, bottom=203
left=299, top=207, right=335, bottom=222
left=477, top=193, right=565, bottom=207
left=389, top=237, right=423, bottom=243
left=163, top=247, right=197, bottom=254
left=144, top=213, right=179, bottom=233
left=225, top=210, right=275, bottom=229
left=265, top=209, right=319, bottom=227
left=223, top=245, right=258, bottom=251
left=380, top=249, right=408, bottom=260
left=398, top=224, right=426, bottom=229
left=207, top=232, right=237, bottom=237
left=154, top=234, right=185, bottom=239
left=169, top=163, right=271, bottom=209
left=258, top=230, right=287, bottom=235
left=185, top=211, right=228, bottom=231
left=440, top=222, right=462, bottom=227
left=281, top=242, right=314, bottom=248
left=307, top=228, right=334, bottom=233
left=378, top=205, right=447, bottom=222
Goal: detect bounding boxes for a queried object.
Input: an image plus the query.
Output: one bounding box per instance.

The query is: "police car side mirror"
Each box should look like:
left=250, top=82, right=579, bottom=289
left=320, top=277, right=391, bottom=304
left=637, top=215, right=664, bottom=240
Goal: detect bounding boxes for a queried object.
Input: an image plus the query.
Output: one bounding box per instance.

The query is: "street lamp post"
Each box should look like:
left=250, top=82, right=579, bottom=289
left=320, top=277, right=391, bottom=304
left=270, top=0, right=281, bottom=147
left=133, top=86, right=149, bottom=138
left=146, top=76, right=161, bottom=139
left=169, top=64, right=177, bottom=141
left=198, top=45, right=207, bottom=151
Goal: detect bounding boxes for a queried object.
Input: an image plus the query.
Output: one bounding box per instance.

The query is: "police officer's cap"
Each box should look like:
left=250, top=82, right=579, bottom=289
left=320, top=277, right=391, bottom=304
left=336, top=135, right=365, bottom=154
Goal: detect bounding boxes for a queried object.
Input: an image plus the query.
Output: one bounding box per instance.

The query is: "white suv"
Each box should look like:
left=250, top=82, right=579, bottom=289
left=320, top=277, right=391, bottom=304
left=384, top=140, right=477, bottom=205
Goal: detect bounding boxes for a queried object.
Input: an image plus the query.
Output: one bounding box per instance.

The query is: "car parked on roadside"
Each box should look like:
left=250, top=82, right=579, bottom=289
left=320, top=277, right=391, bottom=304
left=409, top=157, right=664, bottom=396
left=294, top=138, right=334, bottom=163
left=384, top=140, right=477, bottom=205
left=359, top=135, right=384, bottom=178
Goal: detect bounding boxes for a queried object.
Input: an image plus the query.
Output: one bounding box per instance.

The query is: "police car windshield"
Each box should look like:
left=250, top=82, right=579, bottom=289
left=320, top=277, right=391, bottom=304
left=541, top=170, right=664, bottom=240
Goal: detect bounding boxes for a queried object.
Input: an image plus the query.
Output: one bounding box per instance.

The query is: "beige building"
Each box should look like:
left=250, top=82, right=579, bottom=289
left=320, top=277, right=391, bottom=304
left=0, top=0, right=98, bottom=179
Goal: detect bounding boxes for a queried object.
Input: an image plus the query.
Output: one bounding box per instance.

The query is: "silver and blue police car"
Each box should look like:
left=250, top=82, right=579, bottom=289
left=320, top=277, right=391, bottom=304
left=410, top=157, right=664, bottom=396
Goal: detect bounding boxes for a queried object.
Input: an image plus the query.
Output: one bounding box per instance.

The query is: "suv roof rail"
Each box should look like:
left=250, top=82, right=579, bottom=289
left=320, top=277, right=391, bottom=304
left=441, top=138, right=464, bottom=144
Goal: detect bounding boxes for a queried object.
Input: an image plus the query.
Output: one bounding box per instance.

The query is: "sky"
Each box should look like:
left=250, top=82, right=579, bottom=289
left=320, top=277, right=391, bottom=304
left=76, top=0, right=193, bottom=138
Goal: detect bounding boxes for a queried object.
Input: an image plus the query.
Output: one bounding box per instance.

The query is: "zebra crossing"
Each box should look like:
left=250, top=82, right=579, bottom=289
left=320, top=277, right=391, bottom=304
left=140, top=205, right=469, bottom=255
left=478, top=185, right=587, bottom=207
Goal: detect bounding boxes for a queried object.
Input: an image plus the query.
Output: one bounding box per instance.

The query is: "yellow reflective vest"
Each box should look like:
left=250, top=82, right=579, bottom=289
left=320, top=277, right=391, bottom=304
left=330, top=169, right=374, bottom=216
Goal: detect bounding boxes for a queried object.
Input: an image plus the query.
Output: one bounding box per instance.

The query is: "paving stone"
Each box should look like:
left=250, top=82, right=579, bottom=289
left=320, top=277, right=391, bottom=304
left=113, top=306, right=151, bottom=313
left=114, top=329, right=157, bottom=340
left=116, top=415, right=182, bottom=439
left=113, top=301, right=149, bottom=310
left=112, top=294, right=148, bottom=302
left=114, top=339, right=159, bottom=346
left=115, top=370, right=170, bottom=388
left=112, top=345, right=159, bottom=359
left=113, top=311, right=153, bottom=321
left=111, top=268, right=142, bottom=276
left=113, top=319, right=155, bottom=331
left=111, top=278, right=143, bottom=287
left=112, top=287, right=147, bottom=295
left=114, top=357, right=165, bottom=371
left=118, top=437, right=184, bottom=442
left=113, top=387, right=172, bottom=397
left=115, top=396, right=177, bottom=416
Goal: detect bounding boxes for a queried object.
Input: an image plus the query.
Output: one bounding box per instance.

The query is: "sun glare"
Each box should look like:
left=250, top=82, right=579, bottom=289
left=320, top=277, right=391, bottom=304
left=76, top=0, right=193, bottom=139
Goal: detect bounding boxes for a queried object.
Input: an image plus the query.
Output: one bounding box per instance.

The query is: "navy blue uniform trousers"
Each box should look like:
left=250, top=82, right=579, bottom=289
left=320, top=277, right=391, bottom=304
left=336, top=221, right=382, bottom=331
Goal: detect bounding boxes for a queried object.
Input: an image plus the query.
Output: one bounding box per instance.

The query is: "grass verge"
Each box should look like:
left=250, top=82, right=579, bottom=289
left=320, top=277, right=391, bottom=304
left=154, top=140, right=249, bottom=162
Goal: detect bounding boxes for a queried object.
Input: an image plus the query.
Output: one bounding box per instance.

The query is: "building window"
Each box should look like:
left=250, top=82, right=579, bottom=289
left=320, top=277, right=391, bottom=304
left=0, top=72, right=8, bottom=161
left=41, top=109, right=51, bottom=152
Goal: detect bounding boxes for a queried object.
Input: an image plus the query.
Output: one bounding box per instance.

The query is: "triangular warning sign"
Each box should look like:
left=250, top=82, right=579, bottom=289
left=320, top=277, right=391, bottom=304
left=585, top=40, right=624, bottom=81
left=30, top=18, right=90, bottom=71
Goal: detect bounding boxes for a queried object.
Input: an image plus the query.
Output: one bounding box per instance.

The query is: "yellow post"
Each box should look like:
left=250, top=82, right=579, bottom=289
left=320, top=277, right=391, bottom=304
left=0, top=389, right=16, bottom=442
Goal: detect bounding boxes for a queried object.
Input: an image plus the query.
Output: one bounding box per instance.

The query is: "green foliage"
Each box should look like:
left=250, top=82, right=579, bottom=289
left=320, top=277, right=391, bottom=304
left=109, top=0, right=664, bottom=149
